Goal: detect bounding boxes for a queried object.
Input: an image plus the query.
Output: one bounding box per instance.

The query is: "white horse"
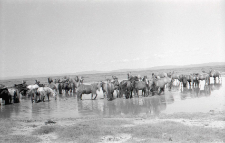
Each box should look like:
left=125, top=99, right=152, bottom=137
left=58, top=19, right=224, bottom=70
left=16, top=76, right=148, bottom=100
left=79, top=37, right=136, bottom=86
left=8, top=88, right=20, bottom=103
left=36, top=87, right=57, bottom=102
left=27, top=84, right=39, bottom=90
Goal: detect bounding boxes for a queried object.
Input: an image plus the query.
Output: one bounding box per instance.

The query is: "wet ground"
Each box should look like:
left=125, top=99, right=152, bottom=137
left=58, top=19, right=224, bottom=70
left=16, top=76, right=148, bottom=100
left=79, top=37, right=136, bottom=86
left=0, top=77, right=224, bottom=120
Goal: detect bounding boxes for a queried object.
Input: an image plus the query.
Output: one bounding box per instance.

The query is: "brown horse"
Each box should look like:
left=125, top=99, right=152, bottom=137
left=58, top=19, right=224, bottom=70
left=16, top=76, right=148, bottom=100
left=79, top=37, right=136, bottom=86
left=149, top=77, right=172, bottom=95
left=167, top=71, right=180, bottom=85
left=106, top=81, right=115, bottom=100
left=132, top=80, right=149, bottom=97
left=119, top=80, right=133, bottom=99
left=76, top=82, right=101, bottom=100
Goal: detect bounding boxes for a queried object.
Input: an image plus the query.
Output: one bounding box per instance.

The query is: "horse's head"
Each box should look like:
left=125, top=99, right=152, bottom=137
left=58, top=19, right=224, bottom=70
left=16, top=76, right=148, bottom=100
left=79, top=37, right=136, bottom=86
left=80, top=78, right=84, bottom=83
left=106, top=78, right=111, bottom=83
left=112, top=79, right=119, bottom=87
left=167, top=72, right=173, bottom=78
left=48, top=88, right=56, bottom=97
left=74, top=80, right=81, bottom=88
left=97, top=82, right=101, bottom=91
left=127, top=72, right=132, bottom=79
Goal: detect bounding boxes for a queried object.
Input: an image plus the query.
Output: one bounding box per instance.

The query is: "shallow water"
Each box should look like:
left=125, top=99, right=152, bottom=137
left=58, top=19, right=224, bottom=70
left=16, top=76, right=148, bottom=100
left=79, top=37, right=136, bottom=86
left=0, top=77, right=224, bottom=120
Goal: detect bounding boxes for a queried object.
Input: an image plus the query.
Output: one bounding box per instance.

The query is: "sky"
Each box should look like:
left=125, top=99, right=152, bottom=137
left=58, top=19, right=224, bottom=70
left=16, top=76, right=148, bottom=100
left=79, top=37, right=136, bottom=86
left=0, top=0, right=224, bottom=79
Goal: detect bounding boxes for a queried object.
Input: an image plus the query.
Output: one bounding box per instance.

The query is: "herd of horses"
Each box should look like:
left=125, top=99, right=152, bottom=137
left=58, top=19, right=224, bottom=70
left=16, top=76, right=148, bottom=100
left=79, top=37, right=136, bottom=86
left=0, top=68, right=222, bottom=105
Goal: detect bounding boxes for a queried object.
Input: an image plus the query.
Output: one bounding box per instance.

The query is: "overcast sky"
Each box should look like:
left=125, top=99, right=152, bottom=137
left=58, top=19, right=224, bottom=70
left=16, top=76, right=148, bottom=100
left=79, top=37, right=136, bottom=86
left=0, top=0, right=224, bottom=79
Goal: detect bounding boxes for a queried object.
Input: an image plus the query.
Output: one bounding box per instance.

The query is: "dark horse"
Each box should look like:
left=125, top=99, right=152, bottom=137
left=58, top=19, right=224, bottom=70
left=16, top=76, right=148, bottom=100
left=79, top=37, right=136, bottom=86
left=0, top=87, right=11, bottom=105
left=119, top=80, right=133, bottom=99
left=14, top=83, right=29, bottom=96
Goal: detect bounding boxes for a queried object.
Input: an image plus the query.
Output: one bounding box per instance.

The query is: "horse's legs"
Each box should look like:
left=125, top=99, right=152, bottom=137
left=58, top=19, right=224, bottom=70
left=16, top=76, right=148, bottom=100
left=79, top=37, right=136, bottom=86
left=94, top=94, right=97, bottom=100
left=42, top=95, right=45, bottom=102
left=91, top=93, right=93, bottom=100
left=158, top=88, right=162, bottom=95
left=31, top=93, right=34, bottom=103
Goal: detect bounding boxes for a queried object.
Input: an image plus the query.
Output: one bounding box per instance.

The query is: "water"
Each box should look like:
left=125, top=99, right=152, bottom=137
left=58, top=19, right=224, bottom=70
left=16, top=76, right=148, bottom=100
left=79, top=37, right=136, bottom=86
left=0, top=77, right=224, bottom=120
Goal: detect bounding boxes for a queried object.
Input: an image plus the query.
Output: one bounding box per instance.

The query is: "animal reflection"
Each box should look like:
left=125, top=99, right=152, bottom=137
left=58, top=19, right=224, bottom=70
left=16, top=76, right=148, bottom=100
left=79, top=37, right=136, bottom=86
left=77, top=96, right=167, bottom=117
left=180, top=84, right=212, bottom=99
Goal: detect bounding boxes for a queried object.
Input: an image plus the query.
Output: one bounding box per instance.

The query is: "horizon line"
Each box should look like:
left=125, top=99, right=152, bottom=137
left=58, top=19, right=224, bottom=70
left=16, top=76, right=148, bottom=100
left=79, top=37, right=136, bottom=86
left=1, top=61, right=225, bottom=80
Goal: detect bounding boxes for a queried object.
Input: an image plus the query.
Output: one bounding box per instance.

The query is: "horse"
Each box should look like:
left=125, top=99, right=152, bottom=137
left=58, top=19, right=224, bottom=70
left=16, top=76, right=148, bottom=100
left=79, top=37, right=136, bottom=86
left=101, top=82, right=109, bottom=98
left=149, top=77, right=172, bottom=95
left=35, top=87, right=56, bottom=102
left=191, top=73, right=200, bottom=87
left=111, top=77, right=120, bottom=97
left=179, top=75, right=193, bottom=87
left=0, top=87, right=11, bottom=105
left=47, top=83, right=58, bottom=93
left=198, top=73, right=210, bottom=86
left=127, top=72, right=139, bottom=81
left=167, top=71, right=180, bottom=85
left=132, top=79, right=149, bottom=97
left=8, top=88, right=20, bottom=103
left=34, top=80, right=45, bottom=87
left=106, top=81, right=115, bottom=100
left=153, top=72, right=167, bottom=78
left=48, top=77, right=53, bottom=84
left=202, top=69, right=221, bottom=81
left=14, top=83, right=29, bottom=96
left=61, top=82, right=73, bottom=93
left=76, top=82, right=101, bottom=100
left=119, top=80, right=133, bottom=99
left=27, top=84, right=39, bottom=90
left=101, top=79, right=118, bottom=99
left=68, top=77, right=82, bottom=93
left=28, top=89, right=38, bottom=103
left=152, top=73, right=160, bottom=79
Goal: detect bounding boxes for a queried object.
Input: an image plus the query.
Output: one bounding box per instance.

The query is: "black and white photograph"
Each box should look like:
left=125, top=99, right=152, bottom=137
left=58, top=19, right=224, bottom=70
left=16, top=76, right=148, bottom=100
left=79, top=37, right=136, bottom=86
left=0, top=0, right=225, bottom=142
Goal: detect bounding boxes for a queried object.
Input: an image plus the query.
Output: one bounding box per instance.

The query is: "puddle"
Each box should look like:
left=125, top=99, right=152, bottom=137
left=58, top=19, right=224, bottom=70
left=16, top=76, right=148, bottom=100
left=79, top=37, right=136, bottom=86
left=0, top=77, right=224, bottom=120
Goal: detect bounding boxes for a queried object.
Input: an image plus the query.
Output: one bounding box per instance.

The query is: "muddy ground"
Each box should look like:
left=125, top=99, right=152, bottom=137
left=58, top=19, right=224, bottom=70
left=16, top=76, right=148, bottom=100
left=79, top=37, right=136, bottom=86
left=1, top=111, right=225, bottom=143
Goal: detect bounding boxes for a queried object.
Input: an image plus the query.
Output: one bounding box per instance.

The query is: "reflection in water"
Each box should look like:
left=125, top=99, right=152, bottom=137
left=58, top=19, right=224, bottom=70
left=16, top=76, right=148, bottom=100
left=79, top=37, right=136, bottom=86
left=180, top=85, right=212, bottom=99
left=0, top=78, right=224, bottom=120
